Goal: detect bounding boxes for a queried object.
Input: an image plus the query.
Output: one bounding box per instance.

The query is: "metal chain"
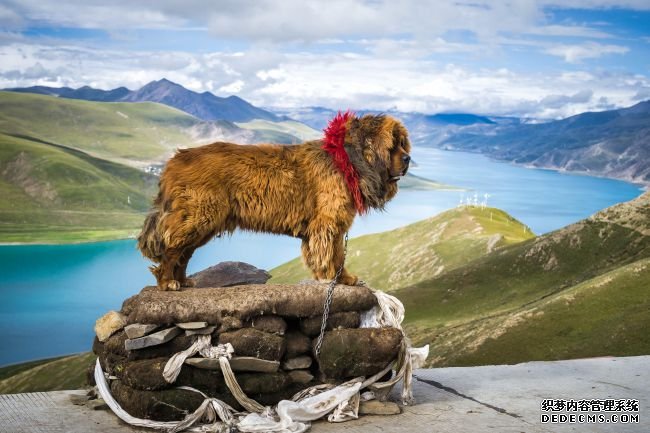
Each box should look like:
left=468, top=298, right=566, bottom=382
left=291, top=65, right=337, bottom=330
left=314, top=232, right=349, bottom=356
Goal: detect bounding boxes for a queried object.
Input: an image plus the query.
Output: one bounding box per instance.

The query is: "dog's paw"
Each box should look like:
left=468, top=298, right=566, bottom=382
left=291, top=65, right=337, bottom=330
left=339, top=274, right=359, bottom=286
left=159, top=279, right=181, bottom=291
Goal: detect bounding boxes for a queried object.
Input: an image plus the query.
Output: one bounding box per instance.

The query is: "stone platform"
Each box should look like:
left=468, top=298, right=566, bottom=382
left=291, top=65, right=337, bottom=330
left=1, top=356, right=648, bottom=433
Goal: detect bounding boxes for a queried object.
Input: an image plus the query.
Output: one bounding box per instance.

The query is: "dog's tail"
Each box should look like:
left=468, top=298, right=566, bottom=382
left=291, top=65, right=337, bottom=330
left=137, top=194, right=165, bottom=262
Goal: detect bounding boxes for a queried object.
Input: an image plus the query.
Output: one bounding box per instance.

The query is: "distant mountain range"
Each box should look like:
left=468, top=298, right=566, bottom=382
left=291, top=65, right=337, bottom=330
left=7, top=81, right=650, bottom=186
left=439, top=100, right=650, bottom=185
left=6, top=79, right=282, bottom=123
left=272, top=106, right=500, bottom=135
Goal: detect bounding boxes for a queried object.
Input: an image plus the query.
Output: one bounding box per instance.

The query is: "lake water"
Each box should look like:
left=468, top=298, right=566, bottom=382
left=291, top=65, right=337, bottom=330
left=0, top=148, right=643, bottom=366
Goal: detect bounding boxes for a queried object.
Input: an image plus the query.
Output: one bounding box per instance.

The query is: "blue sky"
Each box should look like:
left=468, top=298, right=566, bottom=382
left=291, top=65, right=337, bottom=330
left=0, top=0, right=649, bottom=118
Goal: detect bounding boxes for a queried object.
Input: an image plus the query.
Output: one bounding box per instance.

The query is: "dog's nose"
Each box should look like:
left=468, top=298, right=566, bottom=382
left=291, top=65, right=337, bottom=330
left=402, top=154, right=411, bottom=164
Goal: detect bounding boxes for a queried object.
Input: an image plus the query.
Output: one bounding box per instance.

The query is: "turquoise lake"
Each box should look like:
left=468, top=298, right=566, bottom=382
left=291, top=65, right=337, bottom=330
left=0, top=147, right=643, bottom=366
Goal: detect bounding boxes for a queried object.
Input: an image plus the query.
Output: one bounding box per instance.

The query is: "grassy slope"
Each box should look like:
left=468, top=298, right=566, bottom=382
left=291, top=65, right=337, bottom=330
left=0, top=353, right=94, bottom=393
left=0, top=91, right=198, bottom=163
left=400, top=192, right=650, bottom=366
left=0, top=132, right=158, bottom=243
left=270, top=206, right=534, bottom=291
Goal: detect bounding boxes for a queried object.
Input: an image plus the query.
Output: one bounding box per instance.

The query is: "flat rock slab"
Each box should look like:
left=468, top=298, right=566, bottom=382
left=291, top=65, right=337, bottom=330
left=121, top=284, right=377, bottom=325
left=176, top=321, right=208, bottom=330
left=5, top=356, right=650, bottom=433
left=124, top=327, right=181, bottom=351
left=189, top=261, right=271, bottom=288
left=124, top=323, right=158, bottom=339
left=186, top=356, right=280, bottom=373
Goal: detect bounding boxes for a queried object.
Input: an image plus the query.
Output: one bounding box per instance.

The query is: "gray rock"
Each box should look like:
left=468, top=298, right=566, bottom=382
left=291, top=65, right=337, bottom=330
left=124, top=327, right=181, bottom=351
left=185, top=356, right=280, bottom=373
left=282, top=356, right=312, bottom=370
left=288, top=370, right=314, bottom=384
left=189, top=261, right=271, bottom=288
left=176, top=321, right=208, bottom=330
left=359, top=400, right=401, bottom=415
left=185, top=325, right=216, bottom=336
left=124, top=324, right=159, bottom=339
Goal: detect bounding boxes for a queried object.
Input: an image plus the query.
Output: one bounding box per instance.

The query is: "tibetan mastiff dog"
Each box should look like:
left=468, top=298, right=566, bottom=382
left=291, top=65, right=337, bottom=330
left=138, top=112, right=411, bottom=290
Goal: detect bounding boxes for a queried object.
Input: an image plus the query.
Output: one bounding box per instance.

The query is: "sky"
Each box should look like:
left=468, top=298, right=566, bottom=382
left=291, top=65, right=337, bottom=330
left=0, top=0, right=649, bottom=119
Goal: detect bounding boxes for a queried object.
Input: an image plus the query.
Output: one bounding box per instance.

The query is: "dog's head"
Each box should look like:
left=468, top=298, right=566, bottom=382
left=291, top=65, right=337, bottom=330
left=345, top=114, right=412, bottom=209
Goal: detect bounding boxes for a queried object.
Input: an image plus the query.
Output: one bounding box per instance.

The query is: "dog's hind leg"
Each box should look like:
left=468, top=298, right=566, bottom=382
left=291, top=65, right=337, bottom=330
left=157, top=247, right=184, bottom=291
left=174, top=232, right=214, bottom=287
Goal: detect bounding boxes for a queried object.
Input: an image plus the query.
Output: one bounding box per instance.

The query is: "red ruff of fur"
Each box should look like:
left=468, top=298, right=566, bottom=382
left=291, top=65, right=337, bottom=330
left=322, top=111, right=366, bottom=214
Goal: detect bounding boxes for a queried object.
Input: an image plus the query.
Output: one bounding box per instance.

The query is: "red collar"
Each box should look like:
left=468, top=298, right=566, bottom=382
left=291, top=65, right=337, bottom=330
left=322, top=111, right=366, bottom=214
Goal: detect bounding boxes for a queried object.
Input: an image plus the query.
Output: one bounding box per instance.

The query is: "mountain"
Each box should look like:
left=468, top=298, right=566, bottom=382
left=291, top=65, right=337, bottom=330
left=121, top=79, right=282, bottom=122
left=399, top=191, right=650, bottom=366
left=6, top=79, right=282, bottom=123
left=270, top=205, right=534, bottom=290
left=439, top=101, right=650, bottom=185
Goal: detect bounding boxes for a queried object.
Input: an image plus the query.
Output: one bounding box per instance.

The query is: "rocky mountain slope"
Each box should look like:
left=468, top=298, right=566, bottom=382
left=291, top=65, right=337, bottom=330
left=439, top=101, right=650, bottom=185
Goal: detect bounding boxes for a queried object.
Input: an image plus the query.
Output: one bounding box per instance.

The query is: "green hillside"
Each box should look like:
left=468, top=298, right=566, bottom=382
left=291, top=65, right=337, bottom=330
left=0, top=91, right=310, bottom=166
left=0, top=353, right=94, bottom=393
left=0, top=90, right=198, bottom=164
left=0, top=132, right=157, bottom=243
left=400, top=192, right=650, bottom=366
left=270, top=205, right=534, bottom=290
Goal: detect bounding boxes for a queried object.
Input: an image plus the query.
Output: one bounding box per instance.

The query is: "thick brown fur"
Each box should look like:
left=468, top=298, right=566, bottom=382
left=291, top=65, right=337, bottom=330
left=138, top=114, right=411, bottom=290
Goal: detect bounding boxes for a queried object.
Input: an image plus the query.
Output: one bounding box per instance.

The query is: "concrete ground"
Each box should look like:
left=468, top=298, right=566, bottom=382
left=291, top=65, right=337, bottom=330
left=0, top=355, right=647, bottom=433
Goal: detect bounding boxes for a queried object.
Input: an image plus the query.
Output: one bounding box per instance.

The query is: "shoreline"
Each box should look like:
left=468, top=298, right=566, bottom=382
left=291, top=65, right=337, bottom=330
left=0, top=234, right=137, bottom=247
left=437, top=147, right=650, bottom=190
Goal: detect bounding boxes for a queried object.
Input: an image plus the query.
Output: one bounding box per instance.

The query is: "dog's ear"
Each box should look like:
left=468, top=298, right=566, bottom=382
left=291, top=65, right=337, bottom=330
left=392, top=122, right=411, bottom=155
left=350, top=114, right=391, bottom=164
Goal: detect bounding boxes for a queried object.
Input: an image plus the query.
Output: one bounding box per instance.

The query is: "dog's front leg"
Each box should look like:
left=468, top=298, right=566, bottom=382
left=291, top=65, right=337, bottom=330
left=303, top=229, right=359, bottom=286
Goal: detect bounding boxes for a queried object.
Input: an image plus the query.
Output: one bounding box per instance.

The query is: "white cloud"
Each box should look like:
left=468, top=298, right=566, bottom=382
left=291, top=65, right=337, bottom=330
left=2, top=0, right=645, bottom=42
left=545, top=42, right=629, bottom=63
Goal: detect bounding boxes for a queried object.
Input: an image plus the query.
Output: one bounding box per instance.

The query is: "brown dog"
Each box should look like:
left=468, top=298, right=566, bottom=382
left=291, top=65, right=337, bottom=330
left=137, top=113, right=411, bottom=290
